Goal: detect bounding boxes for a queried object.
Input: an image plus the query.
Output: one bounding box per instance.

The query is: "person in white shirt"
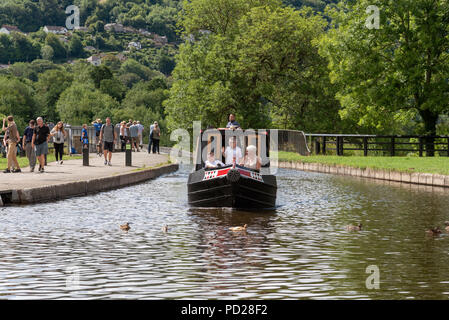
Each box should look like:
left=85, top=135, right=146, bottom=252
left=223, top=137, right=242, bottom=165
left=205, top=151, right=225, bottom=169
left=137, top=121, right=144, bottom=148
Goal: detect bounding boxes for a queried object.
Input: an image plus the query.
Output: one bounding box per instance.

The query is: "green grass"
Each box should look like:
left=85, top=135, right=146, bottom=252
left=275, top=151, right=449, bottom=175
left=0, top=154, right=82, bottom=170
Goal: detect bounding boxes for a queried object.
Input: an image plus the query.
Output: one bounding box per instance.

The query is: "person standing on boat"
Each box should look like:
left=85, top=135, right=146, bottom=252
left=226, top=114, right=240, bottom=129
left=223, top=137, right=242, bottom=165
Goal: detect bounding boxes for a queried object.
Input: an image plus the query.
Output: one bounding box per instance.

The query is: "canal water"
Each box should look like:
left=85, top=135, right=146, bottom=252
left=1, top=166, right=449, bottom=299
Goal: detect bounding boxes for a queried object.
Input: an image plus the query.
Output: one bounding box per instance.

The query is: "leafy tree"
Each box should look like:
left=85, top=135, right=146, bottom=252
left=68, top=34, right=85, bottom=58
left=56, top=83, right=119, bottom=125
left=89, top=65, right=113, bottom=89
left=319, top=0, right=449, bottom=155
left=35, top=69, right=73, bottom=122
left=41, top=45, right=54, bottom=61
left=45, top=33, right=67, bottom=60
left=0, top=75, right=36, bottom=130
left=100, top=78, right=127, bottom=102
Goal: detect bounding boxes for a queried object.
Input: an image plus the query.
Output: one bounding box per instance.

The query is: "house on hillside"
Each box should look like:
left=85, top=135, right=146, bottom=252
left=123, top=26, right=137, bottom=34
left=138, top=28, right=152, bottom=37
left=153, top=34, right=168, bottom=46
left=0, top=64, right=10, bottom=70
left=104, top=23, right=124, bottom=33
left=128, top=41, right=142, bottom=50
left=84, top=46, right=97, bottom=53
left=0, top=25, right=22, bottom=35
left=87, top=55, right=102, bottom=66
left=74, top=26, right=89, bottom=32
left=116, top=53, right=128, bottom=62
left=44, top=26, right=68, bottom=34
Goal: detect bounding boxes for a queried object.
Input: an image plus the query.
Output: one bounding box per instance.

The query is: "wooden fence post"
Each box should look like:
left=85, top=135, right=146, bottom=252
left=419, top=137, right=423, bottom=157
left=315, top=139, right=321, bottom=155
left=363, top=137, right=368, bottom=157
left=322, top=136, right=326, bottom=155
left=391, top=137, right=395, bottom=157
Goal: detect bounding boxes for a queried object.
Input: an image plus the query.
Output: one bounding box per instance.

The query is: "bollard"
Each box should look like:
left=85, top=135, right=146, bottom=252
left=83, top=144, right=89, bottom=166
left=125, top=142, right=132, bottom=166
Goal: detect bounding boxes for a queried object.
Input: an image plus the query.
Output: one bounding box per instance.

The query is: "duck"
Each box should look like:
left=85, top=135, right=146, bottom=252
left=445, top=222, right=449, bottom=232
left=120, top=222, right=131, bottom=231
left=229, top=224, right=247, bottom=232
left=162, top=225, right=169, bottom=233
left=346, top=223, right=362, bottom=231
left=425, top=227, right=442, bottom=236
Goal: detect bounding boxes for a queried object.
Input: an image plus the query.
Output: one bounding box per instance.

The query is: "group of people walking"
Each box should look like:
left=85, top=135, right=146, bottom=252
left=2, top=115, right=162, bottom=173
left=3, top=116, right=66, bottom=173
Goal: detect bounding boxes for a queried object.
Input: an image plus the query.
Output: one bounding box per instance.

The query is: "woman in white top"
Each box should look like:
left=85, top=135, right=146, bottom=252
left=240, top=145, right=261, bottom=171
left=223, top=137, right=242, bottom=165
left=50, top=121, right=67, bottom=165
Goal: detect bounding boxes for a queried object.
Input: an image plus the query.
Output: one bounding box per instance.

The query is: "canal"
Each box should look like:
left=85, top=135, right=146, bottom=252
left=1, top=166, right=449, bottom=299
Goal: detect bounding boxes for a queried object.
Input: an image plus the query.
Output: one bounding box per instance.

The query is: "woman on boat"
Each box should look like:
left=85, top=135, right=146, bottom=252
left=240, top=145, right=261, bottom=171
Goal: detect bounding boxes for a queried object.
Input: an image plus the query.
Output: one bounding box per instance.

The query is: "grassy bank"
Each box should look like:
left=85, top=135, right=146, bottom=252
left=0, top=154, right=82, bottom=170
left=276, top=151, right=449, bottom=175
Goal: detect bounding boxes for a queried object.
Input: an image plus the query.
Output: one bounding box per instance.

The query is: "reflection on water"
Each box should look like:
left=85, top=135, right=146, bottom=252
left=1, top=165, right=449, bottom=299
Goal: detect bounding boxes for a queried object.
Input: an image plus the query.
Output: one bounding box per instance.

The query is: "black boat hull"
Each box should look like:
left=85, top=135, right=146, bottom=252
left=188, top=166, right=277, bottom=209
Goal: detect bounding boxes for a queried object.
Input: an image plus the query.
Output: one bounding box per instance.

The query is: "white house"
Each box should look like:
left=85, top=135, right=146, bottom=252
left=104, top=23, right=124, bottom=33
left=74, top=26, right=89, bottom=32
left=44, top=26, right=68, bottom=34
left=128, top=41, right=142, bottom=50
left=0, top=25, right=22, bottom=35
left=87, top=55, right=101, bottom=66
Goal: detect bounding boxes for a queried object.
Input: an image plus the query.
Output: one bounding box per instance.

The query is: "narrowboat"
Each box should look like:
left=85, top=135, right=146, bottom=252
left=187, top=128, right=277, bottom=209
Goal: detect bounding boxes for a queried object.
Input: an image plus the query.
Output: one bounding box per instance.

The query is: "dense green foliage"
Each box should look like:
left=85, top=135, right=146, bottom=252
left=1, top=0, right=448, bottom=151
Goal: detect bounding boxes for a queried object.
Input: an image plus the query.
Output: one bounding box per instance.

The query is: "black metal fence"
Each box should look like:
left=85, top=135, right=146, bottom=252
left=306, top=134, right=449, bottom=157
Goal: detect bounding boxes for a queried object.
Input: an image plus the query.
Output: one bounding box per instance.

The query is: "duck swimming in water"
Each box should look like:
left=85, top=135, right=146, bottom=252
left=120, top=223, right=131, bottom=231
left=346, top=223, right=362, bottom=231
left=162, top=225, right=168, bottom=233
left=426, top=227, right=441, bottom=236
left=229, top=224, right=247, bottom=232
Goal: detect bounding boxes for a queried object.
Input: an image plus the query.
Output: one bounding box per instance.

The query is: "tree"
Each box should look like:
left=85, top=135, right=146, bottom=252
left=100, top=78, right=127, bottom=102
left=166, top=0, right=338, bottom=131
left=41, top=45, right=54, bottom=61
left=68, top=34, right=84, bottom=58
left=45, top=33, right=67, bottom=60
left=319, top=0, right=449, bottom=155
left=0, top=75, right=36, bottom=130
left=89, top=65, right=113, bottom=89
left=56, top=83, right=119, bottom=125
left=35, top=69, right=73, bottom=122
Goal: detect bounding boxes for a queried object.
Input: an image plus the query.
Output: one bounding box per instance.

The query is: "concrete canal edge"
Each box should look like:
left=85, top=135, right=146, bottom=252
left=278, top=161, right=449, bottom=188
left=9, top=163, right=179, bottom=205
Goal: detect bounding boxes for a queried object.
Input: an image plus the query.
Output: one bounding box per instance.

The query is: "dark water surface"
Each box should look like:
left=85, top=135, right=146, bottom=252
left=1, top=166, right=449, bottom=299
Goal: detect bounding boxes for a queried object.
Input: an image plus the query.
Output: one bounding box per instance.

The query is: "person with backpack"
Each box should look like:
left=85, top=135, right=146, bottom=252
left=32, top=117, right=51, bottom=173
left=100, top=117, right=117, bottom=166
left=23, top=120, right=36, bottom=172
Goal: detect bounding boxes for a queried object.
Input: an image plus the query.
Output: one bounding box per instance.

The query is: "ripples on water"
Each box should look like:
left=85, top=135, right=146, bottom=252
left=1, top=165, right=449, bottom=299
